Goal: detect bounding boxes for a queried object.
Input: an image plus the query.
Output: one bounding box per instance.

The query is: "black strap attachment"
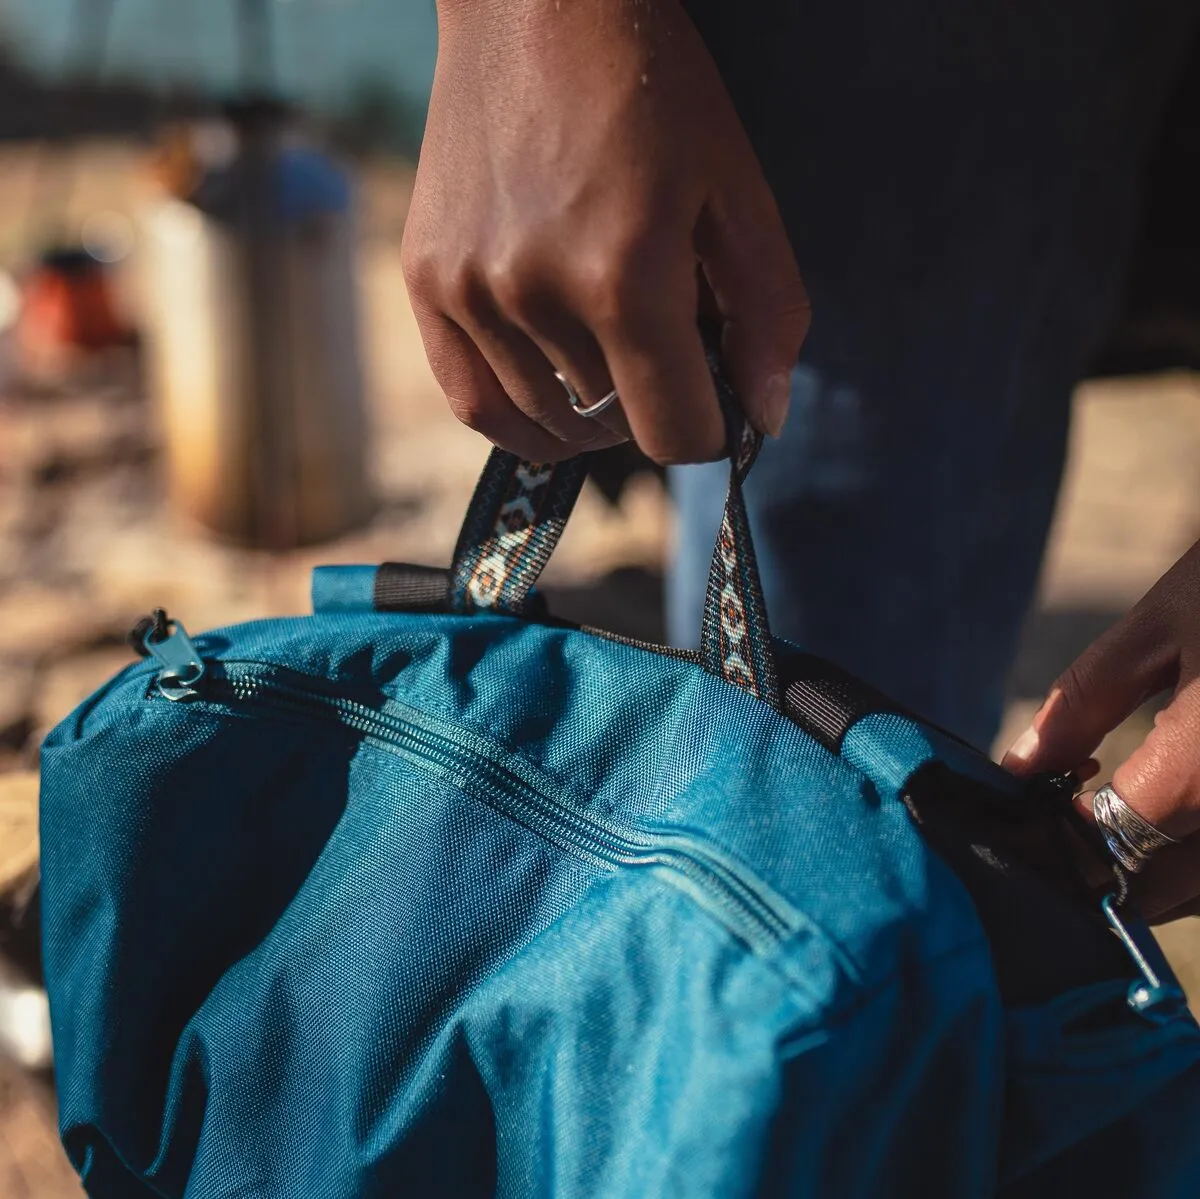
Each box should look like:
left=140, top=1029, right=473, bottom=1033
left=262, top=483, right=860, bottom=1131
left=373, top=563, right=451, bottom=614
left=777, top=650, right=902, bottom=752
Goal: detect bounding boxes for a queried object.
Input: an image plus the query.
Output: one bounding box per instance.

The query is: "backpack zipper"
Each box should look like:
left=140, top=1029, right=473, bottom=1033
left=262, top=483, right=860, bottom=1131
left=139, top=617, right=206, bottom=702
left=135, top=615, right=1186, bottom=1017
left=151, top=656, right=813, bottom=970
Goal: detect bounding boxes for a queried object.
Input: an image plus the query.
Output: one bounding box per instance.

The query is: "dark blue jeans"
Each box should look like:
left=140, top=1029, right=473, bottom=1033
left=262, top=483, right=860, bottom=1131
left=670, top=0, right=1198, bottom=749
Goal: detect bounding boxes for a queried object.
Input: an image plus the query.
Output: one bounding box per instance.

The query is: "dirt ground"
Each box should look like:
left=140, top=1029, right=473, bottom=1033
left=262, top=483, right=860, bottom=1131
left=0, top=143, right=1197, bottom=1192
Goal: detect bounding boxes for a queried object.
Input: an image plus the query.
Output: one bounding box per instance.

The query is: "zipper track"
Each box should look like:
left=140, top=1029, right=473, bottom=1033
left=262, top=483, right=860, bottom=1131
left=181, top=664, right=804, bottom=960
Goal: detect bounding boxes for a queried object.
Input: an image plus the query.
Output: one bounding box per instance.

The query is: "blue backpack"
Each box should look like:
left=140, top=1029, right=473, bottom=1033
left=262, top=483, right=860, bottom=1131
left=39, top=362, right=1200, bottom=1197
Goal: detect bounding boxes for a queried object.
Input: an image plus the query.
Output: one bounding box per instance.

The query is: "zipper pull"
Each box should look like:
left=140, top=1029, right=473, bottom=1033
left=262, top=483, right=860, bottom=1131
left=140, top=614, right=206, bottom=701
left=1101, top=893, right=1188, bottom=1023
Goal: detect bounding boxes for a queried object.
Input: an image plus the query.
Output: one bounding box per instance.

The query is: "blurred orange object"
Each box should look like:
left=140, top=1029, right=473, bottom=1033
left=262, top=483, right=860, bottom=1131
left=16, top=249, right=131, bottom=380
left=147, top=124, right=205, bottom=202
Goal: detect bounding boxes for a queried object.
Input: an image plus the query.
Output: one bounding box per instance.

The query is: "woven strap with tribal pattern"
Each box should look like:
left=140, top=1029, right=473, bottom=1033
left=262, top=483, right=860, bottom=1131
left=697, top=369, right=779, bottom=709
left=449, top=454, right=589, bottom=616
left=446, top=344, right=780, bottom=709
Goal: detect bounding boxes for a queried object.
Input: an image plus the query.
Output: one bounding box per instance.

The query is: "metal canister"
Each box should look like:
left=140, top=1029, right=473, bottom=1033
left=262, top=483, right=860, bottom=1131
left=141, top=108, right=374, bottom=548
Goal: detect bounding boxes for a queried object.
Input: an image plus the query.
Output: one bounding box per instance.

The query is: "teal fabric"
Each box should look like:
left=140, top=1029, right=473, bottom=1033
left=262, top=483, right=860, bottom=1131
left=311, top=564, right=377, bottom=612
left=39, top=605, right=1200, bottom=1197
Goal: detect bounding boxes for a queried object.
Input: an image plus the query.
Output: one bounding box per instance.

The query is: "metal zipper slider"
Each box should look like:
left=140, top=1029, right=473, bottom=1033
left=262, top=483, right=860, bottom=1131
left=1101, top=893, right=1188, bottom=1023
left=142, top=619, right=206, bottom=701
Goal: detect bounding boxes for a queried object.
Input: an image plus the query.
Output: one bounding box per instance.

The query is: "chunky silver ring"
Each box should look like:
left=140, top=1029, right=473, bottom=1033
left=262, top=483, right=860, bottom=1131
left=1092, top=783, right=1178, bottom=873
left=554, top=370, right=619, bottom=419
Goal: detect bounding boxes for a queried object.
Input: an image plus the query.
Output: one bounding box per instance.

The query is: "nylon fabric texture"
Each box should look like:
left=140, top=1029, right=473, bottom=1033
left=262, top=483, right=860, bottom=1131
left=39, top=608, right=1200, bottom=1198
left=38, top=344, right=1200, bottom=1196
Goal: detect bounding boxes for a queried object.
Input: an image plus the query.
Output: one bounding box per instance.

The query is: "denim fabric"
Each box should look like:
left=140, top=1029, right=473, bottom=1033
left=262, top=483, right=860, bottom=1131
left=670, top=360, right=1068, bottom=749
left=671, top=0, right=1200, bottom=748
left=39, top=609, right=1200, bottom=1197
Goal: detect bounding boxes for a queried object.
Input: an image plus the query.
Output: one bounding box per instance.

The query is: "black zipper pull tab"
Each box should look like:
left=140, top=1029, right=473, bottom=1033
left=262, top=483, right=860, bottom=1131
left=134, top=609, right=206, bottom=701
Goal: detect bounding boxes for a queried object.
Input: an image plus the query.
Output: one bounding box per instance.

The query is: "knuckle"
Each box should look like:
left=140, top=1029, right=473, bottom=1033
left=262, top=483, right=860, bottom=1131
left=1052, top=661, right=1091, bottom=715
left=482, top=247, right=540, bottom=317
left=400, top=240, right=439, bottom=299
left=441, top=259, right=491, bottom=321
left=445, top=390, right=490, bottom=433
left=588, top=277, right=648, bottom=335
left=577, top=235, right=667, bottom=331
left=446, top=390, right=580, bottom=463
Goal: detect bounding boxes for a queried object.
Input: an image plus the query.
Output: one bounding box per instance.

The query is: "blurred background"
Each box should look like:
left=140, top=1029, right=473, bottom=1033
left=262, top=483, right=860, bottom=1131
left=0, top=1, right=1196, bottom=1191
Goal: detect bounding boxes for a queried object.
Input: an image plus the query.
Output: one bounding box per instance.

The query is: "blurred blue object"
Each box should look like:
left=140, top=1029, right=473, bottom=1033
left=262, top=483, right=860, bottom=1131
left=190, top=144, right=351, bottom=224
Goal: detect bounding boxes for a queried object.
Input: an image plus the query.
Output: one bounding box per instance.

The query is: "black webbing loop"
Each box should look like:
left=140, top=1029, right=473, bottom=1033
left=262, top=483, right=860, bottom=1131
left=374, top=563, right=452, bottom=613
left=778, top=651, right=900, bottom=751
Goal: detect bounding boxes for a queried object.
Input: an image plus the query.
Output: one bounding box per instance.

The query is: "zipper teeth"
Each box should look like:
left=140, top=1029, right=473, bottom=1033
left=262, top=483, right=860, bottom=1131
left=198, top=668, right=795, bottom=950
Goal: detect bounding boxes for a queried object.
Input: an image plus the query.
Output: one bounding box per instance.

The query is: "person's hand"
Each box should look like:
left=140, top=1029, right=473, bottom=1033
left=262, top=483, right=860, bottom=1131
left=402, top=0, right=810, bottom=464
left=1003, top=537, right=1200, bottom=922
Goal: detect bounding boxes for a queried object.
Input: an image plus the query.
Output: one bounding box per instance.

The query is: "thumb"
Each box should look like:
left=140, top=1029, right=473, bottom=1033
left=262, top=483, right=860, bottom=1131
left=697, top=190, right=811, bottom=439
left=1002, top=604, right=1179, bottom=781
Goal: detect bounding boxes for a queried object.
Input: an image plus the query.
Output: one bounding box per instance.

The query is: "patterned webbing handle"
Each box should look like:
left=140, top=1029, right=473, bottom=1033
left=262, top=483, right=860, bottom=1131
left=447, top=345, right=780, bottom=709
left=698, top=351, right=779, bottom=708
left=448, top=454, right=589, bottom=618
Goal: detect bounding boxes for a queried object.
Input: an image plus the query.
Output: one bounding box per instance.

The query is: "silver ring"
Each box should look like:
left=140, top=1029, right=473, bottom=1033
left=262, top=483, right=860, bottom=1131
left=554, top=370, right=619, bottom=419
left=1092, top=783, right=1178, bottom=873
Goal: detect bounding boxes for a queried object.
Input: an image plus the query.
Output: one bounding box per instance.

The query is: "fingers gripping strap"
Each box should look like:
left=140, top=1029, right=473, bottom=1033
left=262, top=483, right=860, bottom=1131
left=444, top=343, right=780, bottom=710
left=448, top=451, right=589, bottom=614
left=699, top=395, right=780, bottom=709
